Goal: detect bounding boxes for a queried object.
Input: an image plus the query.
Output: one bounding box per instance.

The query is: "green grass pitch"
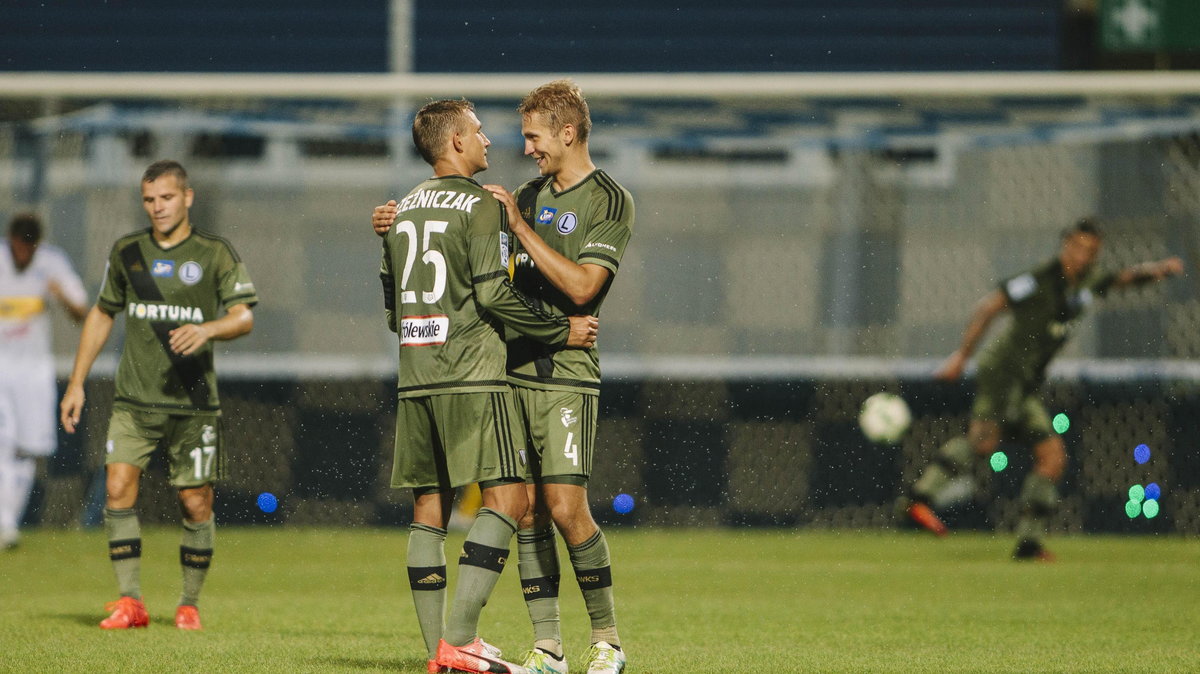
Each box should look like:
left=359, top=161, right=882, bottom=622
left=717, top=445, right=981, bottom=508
left=1, top=527, right=1196, bottom=672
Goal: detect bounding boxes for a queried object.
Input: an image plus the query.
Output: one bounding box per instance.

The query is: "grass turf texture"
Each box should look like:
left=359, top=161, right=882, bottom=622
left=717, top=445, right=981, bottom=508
left=1, top=528, right=1196, bottom=672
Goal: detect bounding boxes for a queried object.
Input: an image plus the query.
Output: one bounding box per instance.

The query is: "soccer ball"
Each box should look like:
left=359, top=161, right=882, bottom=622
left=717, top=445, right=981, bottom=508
left=859, top=392, right=912, bottom=444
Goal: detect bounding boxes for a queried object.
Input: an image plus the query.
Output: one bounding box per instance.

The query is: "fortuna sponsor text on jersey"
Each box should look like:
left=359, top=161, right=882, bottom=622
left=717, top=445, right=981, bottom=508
left=126, top=301, right=205, bottom=322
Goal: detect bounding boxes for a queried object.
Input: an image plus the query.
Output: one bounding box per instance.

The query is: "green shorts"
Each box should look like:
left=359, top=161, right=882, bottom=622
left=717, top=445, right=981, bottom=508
left=105, top=406, right=224, bottom=488
left=511, top=386, right=597, bottom=486
left=391, top=390, right=525, bottom=493
left=972, top=365, right=1053, bottom=445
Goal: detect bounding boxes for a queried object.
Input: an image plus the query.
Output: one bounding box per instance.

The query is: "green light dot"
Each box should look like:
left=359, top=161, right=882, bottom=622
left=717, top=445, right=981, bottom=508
left=1144, top=499, right=1160, bottom=519
left=1129, top=484, right=1145, bottom=502
left=1052, top=413, right=1070, bottom=434
left=1125, top=500, right=1142, bottom=518
left=989, top=451, right=1008, bottom=472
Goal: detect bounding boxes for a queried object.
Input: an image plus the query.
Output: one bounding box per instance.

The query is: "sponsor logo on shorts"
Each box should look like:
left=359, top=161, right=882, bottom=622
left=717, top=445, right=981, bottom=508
left=400, top=315, right=449, bottom=346
left=202, top=425, right=217, bottom=445
left=555, top=212, right=578, bottom=235
left=151, top=259, right=175, bottom=277
left=560, top=407, right=578, bottom=428
left=179, top=261, right=203, bottom=285
left=499, top=231, right=510, bottom=268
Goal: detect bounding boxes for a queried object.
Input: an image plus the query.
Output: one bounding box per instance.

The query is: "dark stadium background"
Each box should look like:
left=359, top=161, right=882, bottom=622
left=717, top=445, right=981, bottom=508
left=4, top=1, right=1199, bottom=535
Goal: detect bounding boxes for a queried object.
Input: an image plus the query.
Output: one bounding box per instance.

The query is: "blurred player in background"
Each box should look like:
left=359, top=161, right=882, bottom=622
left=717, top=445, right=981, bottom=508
left=486, top=80, right=633, bottom=674
left=0, top=213, right=88, bottom=549
left=902, top=217, right=1183, bottom=560
left=60, top=160, right=258, bottom=630
left=379, top=99, right=596, bottom=674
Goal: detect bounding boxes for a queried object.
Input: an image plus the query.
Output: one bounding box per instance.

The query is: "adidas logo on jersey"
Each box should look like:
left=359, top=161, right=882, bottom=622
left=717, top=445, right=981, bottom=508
left=127, top=302, right=204, bottom=323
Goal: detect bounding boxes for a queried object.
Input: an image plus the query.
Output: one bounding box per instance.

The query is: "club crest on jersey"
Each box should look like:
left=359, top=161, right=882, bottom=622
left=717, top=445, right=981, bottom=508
left=536, top=207, right=557, bottom=225
left=151, top=259, right=175, bottom=278
left=556, top=212, right=578, bottom=235
left=179, top=261, right=203, bottom=285
left=560, top=407, right=579, bottom=428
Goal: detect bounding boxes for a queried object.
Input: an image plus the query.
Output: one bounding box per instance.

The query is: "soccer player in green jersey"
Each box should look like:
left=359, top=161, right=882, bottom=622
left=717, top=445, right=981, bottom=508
left=901, top=218, right=1182, bottom=560
left=483, top=80, right=634, bottom=674
left=380, top=99, right=597, bottom=674
left=60, top=160, right=258, bottom=630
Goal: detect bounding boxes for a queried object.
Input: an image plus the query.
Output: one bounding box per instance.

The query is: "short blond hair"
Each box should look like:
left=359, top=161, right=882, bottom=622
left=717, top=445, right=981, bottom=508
left=412, top=99, right=475, bottom=165
left=518, top=79, right=591, bottom=143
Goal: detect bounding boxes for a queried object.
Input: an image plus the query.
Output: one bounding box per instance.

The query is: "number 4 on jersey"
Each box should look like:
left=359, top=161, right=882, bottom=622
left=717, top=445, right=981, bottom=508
left=563, top=432, right=579, bottom=467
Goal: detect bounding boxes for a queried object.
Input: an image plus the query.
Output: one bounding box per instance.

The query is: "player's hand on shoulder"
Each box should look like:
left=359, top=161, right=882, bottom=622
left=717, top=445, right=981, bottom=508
left=566, top=315, right=599, bottom=349
left=481, top=184, right=514, bottom=202
left=482, top=185, right=524, bottom=225
left=373, top=200, right=398, bottom=237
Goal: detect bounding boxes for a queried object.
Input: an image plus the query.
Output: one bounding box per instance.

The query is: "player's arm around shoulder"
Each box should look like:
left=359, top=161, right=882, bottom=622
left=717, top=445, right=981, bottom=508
left=482, top=183, right=610, bottom=307
left=466, top=196, right=596, bottom=349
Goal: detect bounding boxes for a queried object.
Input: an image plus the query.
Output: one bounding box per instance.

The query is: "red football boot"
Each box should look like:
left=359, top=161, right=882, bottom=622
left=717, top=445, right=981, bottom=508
left=906, top=502, right=948, bottom=537
left=99, top=597, right=149, bottom=629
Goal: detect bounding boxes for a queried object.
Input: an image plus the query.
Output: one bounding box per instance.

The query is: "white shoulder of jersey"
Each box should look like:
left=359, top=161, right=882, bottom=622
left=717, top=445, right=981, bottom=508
left=36, top=244, right=88, bottom=304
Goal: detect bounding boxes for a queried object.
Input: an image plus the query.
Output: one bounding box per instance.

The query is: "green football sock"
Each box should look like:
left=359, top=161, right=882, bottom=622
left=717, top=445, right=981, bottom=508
left=442, top=508, right=517, bottom=647
left=567, top=529, right=620, bottom=648
left=179, top=517, right=215, bottom=607
left=407, top=523, right=448, bottom=659
left=912, top=436, right=974, bottom=503
left=104, top=507, right=142, bottom=599
left=1015, top=472, right=1059, bottom=544
left=518, top=526, right=562, bottom=657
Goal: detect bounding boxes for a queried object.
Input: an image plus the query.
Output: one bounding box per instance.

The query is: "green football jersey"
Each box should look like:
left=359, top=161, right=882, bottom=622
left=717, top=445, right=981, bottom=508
left=978, top=257, right=1116, bottom=385
left=96, top=228, right=258, bottom=414
left=508, top=170, right=634, bottom=393
left=381, top=174, right=571, bottom=399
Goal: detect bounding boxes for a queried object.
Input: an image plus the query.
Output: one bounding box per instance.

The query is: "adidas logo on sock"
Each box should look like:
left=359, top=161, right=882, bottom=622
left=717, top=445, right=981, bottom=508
left=417, top=573, right=446, bottom=585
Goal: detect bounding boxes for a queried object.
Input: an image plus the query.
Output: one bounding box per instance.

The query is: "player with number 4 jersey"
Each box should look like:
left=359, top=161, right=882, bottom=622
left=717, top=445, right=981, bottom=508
left=376, top=99, right=597, bottom=674
left=483, top=79, right=633, bottom=674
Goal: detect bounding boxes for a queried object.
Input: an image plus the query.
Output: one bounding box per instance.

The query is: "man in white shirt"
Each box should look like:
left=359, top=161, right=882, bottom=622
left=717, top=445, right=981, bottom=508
left=0, top=212, right=88, bottom=548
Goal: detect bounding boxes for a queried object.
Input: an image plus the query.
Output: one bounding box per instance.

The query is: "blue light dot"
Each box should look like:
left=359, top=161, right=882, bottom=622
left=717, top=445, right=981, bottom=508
left=1134, top=444, right=1151, bottom=465
left=1145, top=483, right=1161, bottom=501
left=257, top=492, right=278, bottom=513
left=612, top=493, right=635, bottom=514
